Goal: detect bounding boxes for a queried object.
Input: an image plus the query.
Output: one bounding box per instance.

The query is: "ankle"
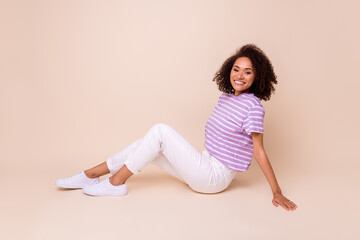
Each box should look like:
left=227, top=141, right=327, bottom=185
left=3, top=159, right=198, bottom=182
left=84, top=170, right=99, bottom=179
left=109, top=176, right=125, bottom=186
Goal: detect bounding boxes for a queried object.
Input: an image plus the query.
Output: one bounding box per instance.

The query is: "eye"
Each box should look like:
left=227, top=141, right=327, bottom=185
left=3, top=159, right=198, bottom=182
left=245, top=71, right=252, bottom=75
left=233, top=68, right=239, bottom=72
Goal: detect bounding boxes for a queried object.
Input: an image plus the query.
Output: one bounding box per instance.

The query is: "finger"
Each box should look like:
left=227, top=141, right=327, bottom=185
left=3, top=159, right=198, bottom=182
left=272, top=199, right=279, bottom=207
left=287, top=201, right=296, bottom=210
left=283, top=202, right=292, bottom=211
left=287, top=201, right=295, bottom=211
left=280, top=202, right=289, bottom=211
left=288, top=200, right=297, bottom=208
left=290, top=202, right=297, bottom=210
left=289, top=202, right=297, bottom=211
left=288, top=203, right=295, bottom=211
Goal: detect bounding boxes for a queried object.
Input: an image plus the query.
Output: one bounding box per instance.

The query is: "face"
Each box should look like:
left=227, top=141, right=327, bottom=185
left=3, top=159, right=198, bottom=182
left=230, top=57, right=255, bottom=96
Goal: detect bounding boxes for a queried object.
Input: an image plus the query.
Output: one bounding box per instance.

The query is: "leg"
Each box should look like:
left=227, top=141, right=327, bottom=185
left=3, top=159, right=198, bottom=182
left=84, top=139, right=143, bottom=185
left=95, top=131, right=186, bottom=184
left=84, top=162, right=110, bottom=178
left=152, top=152, right=184, bottom=181
left=76, top=138, right=143, bottom=179
left=83, top=123, right=235, bottom=195
left=55, top=139, right=142, bottom=189
left=105, top=139, right=143, bottom=175
left=109, top=165, right=133, bottom=185
left=110, top=152, right=183, bottom=185
left=111, top=123, right=235, bottom=193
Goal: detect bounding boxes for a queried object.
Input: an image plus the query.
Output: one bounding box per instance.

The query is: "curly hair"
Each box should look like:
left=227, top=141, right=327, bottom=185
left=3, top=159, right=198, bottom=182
left=213, top=44, right=277, bottom=101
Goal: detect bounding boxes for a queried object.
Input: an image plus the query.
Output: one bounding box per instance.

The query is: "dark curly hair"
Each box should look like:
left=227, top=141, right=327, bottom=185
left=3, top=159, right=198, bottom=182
left=213, top=44, right=277, bottom=101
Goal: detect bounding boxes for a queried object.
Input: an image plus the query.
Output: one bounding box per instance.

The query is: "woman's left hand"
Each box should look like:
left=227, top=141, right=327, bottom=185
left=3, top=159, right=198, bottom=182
left=272, top=193, right=298, bottom=211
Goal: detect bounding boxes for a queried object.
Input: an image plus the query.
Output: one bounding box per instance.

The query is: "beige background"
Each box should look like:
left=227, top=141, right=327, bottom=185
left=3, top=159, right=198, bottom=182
left=1, top=0, right=359, bottom=239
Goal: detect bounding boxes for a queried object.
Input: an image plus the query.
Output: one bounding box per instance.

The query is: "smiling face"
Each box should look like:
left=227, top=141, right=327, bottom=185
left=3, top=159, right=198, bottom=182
left=230, top=57, right=255, bottom=96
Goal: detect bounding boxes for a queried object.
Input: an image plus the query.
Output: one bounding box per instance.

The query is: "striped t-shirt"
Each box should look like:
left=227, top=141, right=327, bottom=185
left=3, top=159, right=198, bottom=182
left=205, top=92, right=265, bottom=172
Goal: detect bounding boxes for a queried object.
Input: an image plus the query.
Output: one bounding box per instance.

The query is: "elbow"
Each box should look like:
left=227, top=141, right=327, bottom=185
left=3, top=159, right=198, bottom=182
left=253, top=153, right=261, bottom=162
left=253, top=148, right=266, bottom=161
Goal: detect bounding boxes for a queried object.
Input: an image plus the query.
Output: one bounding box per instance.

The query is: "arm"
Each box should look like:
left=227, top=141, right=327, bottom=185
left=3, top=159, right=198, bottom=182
left=251, top=132, right=297, bottom=211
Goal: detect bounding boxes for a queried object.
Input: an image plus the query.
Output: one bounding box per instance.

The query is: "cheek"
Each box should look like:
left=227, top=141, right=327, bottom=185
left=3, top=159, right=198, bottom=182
left=230, top=72, right=234, bottom=79
left=247, top=76, right=255, bottom=85
left=246, top=75, right=254, bottom=81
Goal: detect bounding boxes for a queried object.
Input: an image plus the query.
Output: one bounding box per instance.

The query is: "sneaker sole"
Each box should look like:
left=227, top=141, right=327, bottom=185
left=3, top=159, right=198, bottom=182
left=82, top=190, right=127, bottom=196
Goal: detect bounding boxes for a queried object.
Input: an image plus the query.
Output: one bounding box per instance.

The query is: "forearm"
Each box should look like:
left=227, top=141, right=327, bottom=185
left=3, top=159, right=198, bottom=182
left=254, top=151, right=282, bottom=195
left=251, top=133, right=297, bottom=211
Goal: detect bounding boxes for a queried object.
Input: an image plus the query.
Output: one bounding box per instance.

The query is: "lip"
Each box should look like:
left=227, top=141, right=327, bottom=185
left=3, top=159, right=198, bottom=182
left=234, top=80, right=246, bottom=85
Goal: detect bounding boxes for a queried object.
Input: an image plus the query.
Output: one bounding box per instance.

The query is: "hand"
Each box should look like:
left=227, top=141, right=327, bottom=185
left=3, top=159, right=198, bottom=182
left=272, top=193, right=297, bottom=211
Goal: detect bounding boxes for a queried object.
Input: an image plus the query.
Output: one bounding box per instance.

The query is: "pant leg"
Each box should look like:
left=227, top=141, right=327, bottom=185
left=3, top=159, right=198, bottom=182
left=123, top=123, right=235, bottom=193
left=106, top=139, right=184, bottom=181
left=106, top=139, right=142, bottom=175
left=152, top=152, right=184, bottom=181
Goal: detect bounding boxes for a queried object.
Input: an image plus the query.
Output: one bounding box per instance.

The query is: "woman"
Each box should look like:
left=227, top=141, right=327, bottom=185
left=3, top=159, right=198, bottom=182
left=56, top=44, right=297, bottom=211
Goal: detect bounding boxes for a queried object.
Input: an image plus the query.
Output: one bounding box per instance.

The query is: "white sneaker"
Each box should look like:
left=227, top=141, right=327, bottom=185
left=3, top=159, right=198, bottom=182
left=55, top=171, right=99, bottom=189
left=83, top=177, right=127, bottom=196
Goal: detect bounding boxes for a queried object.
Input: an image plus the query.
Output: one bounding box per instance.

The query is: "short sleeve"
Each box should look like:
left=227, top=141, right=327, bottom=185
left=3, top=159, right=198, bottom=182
left=243, top=105, right=265, bottom=135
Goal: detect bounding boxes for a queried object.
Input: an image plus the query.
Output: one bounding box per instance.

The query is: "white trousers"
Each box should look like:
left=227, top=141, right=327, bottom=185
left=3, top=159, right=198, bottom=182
left=106, top=123, right=236, bottom=193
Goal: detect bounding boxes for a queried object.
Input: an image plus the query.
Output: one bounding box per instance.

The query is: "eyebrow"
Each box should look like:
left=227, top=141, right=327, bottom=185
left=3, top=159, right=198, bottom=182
left=234, top=65, right=253, bottom=71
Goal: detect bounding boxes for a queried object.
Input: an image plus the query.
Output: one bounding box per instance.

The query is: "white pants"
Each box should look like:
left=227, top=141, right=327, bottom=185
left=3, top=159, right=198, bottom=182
left=106, top=123, right=236, bottom=193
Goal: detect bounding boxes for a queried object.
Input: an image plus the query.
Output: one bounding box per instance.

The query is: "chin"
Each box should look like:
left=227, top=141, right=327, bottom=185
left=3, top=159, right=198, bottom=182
left=234, top=87, right=248, bottom=93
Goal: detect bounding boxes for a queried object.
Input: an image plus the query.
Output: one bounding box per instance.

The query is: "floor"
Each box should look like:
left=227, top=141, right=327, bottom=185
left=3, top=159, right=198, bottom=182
left=1, top=161, right=358, bottom=240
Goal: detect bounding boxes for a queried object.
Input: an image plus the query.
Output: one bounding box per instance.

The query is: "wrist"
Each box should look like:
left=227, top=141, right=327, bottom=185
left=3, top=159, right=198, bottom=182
left=273, top=191, right=282, bottom=196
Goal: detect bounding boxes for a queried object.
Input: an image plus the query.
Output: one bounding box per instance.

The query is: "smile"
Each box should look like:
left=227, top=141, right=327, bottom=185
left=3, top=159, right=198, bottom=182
left=234, top=80, right=245, bottom=85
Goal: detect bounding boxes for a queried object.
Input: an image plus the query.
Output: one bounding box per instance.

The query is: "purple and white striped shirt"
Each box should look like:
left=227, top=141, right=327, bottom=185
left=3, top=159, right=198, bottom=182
left=205, top=92, right=265, bottom=172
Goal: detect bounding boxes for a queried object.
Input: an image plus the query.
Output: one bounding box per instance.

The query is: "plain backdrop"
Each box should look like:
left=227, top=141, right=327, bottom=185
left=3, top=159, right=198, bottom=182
left=1, top=0, right=359, bottom=239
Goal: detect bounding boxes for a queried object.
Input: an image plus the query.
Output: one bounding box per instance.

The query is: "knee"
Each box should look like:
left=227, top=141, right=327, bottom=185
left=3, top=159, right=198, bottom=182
left=150, top=123, right=171, bottom=133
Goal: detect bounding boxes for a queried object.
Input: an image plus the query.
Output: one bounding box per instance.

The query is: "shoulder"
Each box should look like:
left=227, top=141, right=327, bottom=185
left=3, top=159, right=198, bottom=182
left=232, top=93, right=264, bottom=109
left=243, top=93, right=263, bottom=107
left=217, top=93, right=264, bottom=112
left=241, top=94, right=265, bottom=117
